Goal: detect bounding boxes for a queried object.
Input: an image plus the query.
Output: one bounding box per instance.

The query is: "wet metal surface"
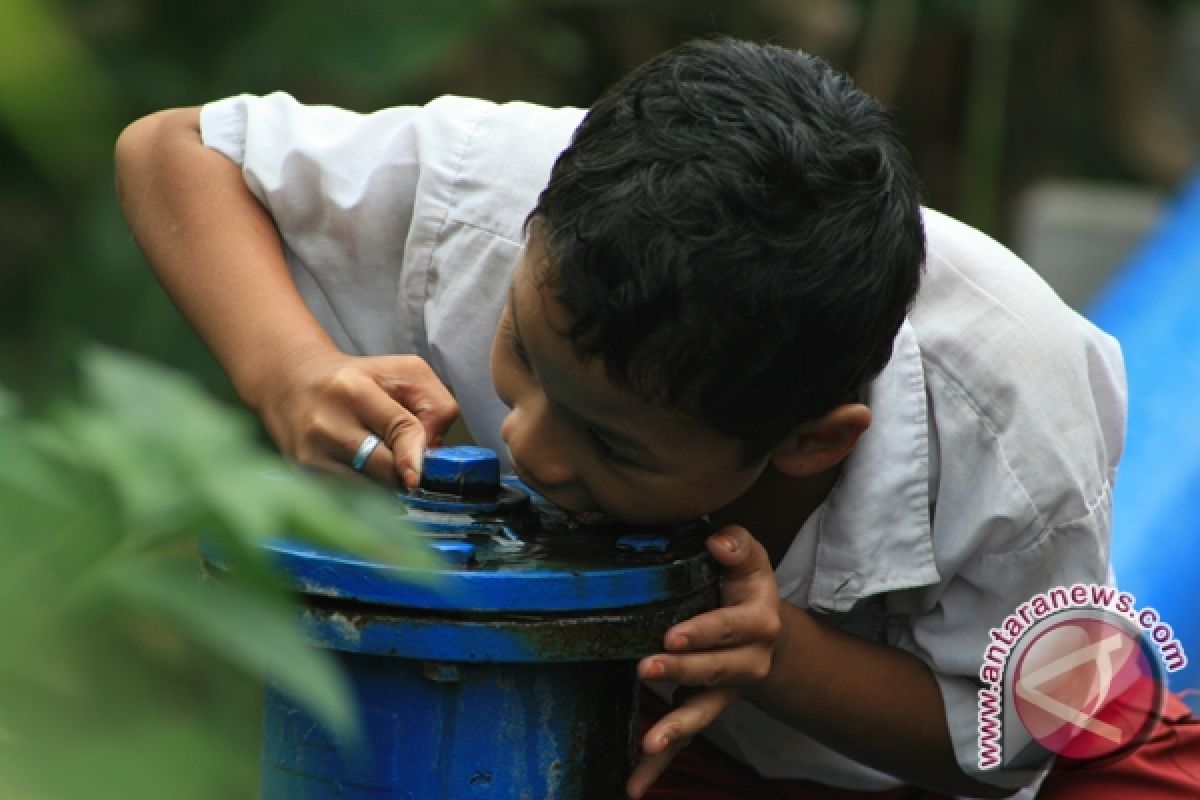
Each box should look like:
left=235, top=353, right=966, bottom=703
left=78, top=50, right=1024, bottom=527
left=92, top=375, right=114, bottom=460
left=262, top=498, right=718, bottom=613
left=301, top=583, right=719, bottom=661
left=262, top=656, right=640, bottom=799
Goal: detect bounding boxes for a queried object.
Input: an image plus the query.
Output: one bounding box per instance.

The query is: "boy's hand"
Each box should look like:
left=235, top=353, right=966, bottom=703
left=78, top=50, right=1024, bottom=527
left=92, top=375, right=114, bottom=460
left=253, top=345, right=459, bottom=488
left=627, top=525, right=781, bottom=799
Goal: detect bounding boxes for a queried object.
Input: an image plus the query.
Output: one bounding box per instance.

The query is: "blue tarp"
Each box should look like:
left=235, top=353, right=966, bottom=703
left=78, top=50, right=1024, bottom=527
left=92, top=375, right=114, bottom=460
left=1087, top=173, right=1200, bottom=708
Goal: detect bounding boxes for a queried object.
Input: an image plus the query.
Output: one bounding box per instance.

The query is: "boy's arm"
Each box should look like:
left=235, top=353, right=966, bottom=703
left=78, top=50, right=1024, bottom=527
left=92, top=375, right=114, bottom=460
left=114, top=108, right=457, bottom=485
left=630, top=526, right=1013, bottom=799
left=757, top=604, right=1010, bottom=797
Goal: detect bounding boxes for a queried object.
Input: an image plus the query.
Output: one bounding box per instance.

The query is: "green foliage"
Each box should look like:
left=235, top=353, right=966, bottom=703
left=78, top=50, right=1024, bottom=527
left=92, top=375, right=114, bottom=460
left=0, top=348, right=434, bottom=800
left=218, top=0, right=520, bottom=99
left=0, top=0, right=526, bottom=398
left=0, top=0, right=121, bottom=192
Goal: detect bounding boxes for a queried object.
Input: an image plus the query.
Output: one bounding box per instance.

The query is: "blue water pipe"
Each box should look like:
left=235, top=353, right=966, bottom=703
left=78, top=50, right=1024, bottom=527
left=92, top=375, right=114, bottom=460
left=250, top=446, right=719, bottom=798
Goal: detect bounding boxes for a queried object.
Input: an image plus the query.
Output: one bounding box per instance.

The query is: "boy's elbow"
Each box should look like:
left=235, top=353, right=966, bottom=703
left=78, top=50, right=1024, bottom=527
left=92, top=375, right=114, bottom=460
left=114, top=107, right=201, bottom=191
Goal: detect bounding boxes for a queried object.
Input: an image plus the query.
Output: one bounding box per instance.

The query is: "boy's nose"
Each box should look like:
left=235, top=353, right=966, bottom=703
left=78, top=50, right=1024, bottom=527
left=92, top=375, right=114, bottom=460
left=500, top=405, right=577, bottom=489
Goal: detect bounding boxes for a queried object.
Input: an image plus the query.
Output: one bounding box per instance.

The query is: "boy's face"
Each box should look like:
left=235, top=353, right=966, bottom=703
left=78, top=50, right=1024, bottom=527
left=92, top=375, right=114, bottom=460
left=490, top=247, right=769, bottom=526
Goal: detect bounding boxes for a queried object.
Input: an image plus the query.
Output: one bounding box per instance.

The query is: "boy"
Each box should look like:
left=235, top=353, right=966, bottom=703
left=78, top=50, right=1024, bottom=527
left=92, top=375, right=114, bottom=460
left=116, top=38, right=1195, bottom=798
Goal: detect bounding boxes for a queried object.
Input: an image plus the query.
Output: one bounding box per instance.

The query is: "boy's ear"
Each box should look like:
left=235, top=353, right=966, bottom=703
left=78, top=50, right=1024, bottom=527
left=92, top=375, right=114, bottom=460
left=769, top=403, right=871, bottom=478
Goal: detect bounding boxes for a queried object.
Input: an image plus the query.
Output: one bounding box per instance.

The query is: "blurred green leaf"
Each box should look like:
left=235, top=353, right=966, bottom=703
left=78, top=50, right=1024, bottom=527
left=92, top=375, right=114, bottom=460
left=101, top=555, right=359, bottom=743
left=0, top=0, right=120, bottom=190
left=0, top=346, right=435, bottom=798
left=69, top=347, right=433, bottom=563
left=225, top=0, right=520, bottom=96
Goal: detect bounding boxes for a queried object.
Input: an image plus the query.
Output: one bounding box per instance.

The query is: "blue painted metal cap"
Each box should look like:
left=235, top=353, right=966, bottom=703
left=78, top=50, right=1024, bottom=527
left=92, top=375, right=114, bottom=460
left=260, top=446, right=717, bottom=616
left=419, top=445, right=500, bottom=495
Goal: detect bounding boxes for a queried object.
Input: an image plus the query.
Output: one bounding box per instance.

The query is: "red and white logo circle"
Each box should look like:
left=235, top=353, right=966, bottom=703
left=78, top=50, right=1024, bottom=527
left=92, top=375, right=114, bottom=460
left=1012, top=615, right=1162, bottom=761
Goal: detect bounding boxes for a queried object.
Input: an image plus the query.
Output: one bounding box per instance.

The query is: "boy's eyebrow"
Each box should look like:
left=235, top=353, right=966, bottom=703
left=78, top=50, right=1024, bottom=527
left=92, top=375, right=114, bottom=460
left=588, top=419, right=655, bottom=458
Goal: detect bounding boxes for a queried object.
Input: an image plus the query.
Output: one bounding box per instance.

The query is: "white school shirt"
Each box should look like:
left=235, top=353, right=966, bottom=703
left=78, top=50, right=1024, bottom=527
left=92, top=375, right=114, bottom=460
left=201, top=92, right=1126, bottom=794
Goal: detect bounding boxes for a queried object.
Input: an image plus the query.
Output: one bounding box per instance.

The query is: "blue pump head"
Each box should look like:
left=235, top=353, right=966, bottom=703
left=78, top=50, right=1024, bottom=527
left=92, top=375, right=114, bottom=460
left=263, top=446, right=717, bottom=616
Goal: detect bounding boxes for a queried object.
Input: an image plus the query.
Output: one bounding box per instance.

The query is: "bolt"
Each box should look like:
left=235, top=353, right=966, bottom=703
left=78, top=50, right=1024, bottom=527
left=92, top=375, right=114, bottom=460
left=422, top=662, right=462, bottom=683
left=420, top=446, right=500, bottom=495
left=430, top=539, right=477, bottom=565
left=616, top=534, right=670, bottom=554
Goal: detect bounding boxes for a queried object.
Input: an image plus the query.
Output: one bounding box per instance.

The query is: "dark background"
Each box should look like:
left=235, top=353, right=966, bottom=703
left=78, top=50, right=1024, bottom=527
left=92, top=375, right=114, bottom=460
left=2, top=0, right=1197, bottom=403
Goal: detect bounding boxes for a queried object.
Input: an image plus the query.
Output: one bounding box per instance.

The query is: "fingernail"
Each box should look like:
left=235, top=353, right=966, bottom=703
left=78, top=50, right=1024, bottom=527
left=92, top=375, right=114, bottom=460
left=647, top=660, right=665, bottom=679
left=668, top=633, right=688, bottom=650
left=716, top=534, right=736, bottom=553
left=404, top=466, right=419, bottom=489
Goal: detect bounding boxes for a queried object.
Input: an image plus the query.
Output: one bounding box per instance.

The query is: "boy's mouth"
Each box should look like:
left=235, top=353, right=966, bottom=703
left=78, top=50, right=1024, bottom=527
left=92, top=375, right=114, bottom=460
left=510, top=465, right=609, bottom=525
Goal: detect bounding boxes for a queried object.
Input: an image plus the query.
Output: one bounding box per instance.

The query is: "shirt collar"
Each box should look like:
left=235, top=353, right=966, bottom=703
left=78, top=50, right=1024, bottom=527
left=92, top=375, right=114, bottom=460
left=790, top=319, right=941, bottom=613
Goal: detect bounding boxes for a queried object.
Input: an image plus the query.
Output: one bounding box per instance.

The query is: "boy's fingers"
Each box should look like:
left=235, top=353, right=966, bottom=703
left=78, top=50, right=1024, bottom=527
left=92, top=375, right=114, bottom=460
left=285, top=354, right=458, bottom=488
left=707, top=525, right=772, bottom=576
left=315, top=444, right=401, bottom=489
left=350, top=436, right=402, bottom=488
left=346, top=380, right=429, bottom=487
left=708, top=525, right=777, bottom=608
left=383, top=412, right=428, bottom=489
left=639, top=646, right=772, bottom=686
left=412, top=397, right=460, bottom=447
left=626, top=743, right=676, bottom=799
left=643, top=686, right=739, bottom=753
left=626, top=687, right=741, bottom=799
left=372, top=356, right=460, bottom=445
left=660, top=604, right=781, bottom=652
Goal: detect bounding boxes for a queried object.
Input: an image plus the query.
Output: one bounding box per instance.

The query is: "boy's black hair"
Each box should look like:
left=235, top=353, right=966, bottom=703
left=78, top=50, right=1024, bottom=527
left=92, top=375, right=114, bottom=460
left=529, top=37, right=925, bottom=461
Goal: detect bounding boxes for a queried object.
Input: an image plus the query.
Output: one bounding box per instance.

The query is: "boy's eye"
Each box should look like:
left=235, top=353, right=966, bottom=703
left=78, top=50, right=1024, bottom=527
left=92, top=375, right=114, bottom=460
left=585, top=427, right=617, bottom=460
left=586, top=427, right=637, bottom=467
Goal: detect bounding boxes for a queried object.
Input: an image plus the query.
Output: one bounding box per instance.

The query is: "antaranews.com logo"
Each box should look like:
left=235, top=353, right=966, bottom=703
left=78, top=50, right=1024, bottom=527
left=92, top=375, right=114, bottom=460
left=977, top=583, right=1188, bottom=771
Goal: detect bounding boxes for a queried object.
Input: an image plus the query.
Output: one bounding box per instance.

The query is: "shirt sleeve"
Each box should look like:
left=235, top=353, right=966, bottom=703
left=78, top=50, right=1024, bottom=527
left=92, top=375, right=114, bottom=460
left=198, top=92, right=586, bottom=455
left=891, top=329, right=1127, bottom=791
left=895, top=508, right=1115, bottom=791
left=198, top=91, right=492, bottom=359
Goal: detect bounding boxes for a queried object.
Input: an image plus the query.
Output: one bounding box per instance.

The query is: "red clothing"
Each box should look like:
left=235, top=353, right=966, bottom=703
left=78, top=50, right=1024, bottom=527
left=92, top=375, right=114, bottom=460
left=1037, top=692, right=1200, bottom=800
left=640, top=690, right=1200, bottom=799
